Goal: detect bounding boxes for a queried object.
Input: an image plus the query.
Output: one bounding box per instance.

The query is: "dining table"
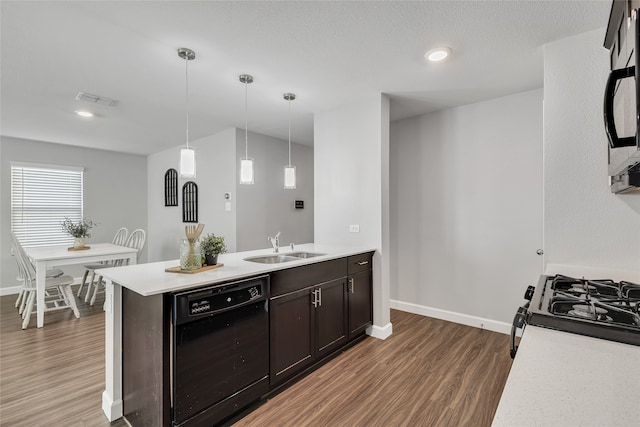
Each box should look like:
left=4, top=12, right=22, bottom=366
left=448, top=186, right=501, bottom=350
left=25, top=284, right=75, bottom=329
left=23, top=243, right=138, bottom=328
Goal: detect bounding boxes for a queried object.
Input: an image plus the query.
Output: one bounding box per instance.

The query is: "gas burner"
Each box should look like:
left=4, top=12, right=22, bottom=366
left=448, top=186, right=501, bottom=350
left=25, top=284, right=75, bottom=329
left=569, top=304, right=610, bottom=321
left=529, top=275, right=640, bottom=346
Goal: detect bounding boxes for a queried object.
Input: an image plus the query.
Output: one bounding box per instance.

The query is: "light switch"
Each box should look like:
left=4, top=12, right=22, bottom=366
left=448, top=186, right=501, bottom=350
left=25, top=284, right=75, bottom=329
left=349, top=224, right=360, bottom=233
left=225, top=202, right=231, bottom=211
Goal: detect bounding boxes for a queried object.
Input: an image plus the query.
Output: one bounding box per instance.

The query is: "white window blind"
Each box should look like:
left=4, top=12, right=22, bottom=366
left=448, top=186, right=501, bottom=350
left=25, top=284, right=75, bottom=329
left=11, top=162, right=84, bottom=247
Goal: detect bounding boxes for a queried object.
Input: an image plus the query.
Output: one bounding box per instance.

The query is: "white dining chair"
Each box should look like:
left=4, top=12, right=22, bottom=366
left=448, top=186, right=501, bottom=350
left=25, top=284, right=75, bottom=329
left=89, top=228, right=145, bottom=306
left=78, top=227, right=128, bottom=300
left=11, top=233, right=79, bottom=329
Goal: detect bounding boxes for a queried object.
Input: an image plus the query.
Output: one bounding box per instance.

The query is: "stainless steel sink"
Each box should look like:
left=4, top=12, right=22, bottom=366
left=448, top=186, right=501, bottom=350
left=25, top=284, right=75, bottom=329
left=243, top=252, right=326, bottom=264
left=285, top=251, right=326, bottom=259
left=243, top=255, right=300, bottom=264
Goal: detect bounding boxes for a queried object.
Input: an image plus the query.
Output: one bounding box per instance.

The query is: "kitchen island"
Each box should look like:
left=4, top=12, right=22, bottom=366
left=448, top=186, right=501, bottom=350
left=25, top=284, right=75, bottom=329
left=97, top=243, right=376, bottom=424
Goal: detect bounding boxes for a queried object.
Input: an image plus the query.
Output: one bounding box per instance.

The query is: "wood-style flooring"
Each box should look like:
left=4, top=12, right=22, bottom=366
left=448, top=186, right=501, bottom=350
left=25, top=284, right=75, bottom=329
left=0, top=289, right=512, bottom=427
left=235, top=311, right=513, bottom=427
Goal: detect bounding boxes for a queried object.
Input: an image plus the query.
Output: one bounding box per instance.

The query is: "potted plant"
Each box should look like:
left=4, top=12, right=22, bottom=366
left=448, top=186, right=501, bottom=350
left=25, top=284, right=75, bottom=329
left=61, top=217, right=97, bottom=249
left=200, top=233, right=227, bottom=266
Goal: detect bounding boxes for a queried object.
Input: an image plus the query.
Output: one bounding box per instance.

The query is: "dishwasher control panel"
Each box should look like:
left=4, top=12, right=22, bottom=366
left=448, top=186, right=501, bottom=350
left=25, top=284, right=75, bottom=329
left=174, top=276, right=269, bottom=323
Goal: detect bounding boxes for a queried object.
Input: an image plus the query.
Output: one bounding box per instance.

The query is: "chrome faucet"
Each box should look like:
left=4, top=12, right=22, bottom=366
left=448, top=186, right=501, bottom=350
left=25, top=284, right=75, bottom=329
left=268, top=232, right=281, bottom=253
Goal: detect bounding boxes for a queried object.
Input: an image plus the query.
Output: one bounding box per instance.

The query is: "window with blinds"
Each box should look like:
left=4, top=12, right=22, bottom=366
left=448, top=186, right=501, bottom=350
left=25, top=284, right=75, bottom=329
left=11, top=162, right=84, bottom=247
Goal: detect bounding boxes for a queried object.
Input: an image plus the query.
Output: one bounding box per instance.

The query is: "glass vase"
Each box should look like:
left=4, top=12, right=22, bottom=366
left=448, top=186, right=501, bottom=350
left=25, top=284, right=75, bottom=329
left=180, top=239, right=202, bottom=270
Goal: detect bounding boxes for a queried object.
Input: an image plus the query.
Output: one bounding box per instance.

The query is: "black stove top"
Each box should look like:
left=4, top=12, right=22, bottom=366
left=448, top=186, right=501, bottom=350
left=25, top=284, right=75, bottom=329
left=527, top=274, right=640, bottom=346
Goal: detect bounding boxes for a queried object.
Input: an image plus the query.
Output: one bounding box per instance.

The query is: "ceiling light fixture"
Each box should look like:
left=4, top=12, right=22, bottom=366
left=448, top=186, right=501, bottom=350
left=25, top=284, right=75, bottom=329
left=283, top=93, right=296, bottom=190
left=178, top=47, right=196, bottom=178
left=74, top=110, right=94, bottom=118
left=239, top=74, right=254, bottom=185
left=425, top=47, right=452, bottom=62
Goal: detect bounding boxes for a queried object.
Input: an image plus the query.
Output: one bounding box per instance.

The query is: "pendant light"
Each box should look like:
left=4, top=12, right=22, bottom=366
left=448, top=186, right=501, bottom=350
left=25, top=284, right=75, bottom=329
left=283, top=93, right=296, bottom=189
left=239, top=74, right=254, bottom=185
left=178, top=48, right=196, bottom=178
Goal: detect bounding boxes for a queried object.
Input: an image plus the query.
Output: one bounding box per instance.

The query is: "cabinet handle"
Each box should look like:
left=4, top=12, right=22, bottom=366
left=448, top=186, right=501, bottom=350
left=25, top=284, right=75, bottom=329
left=349, top=278, right=355, bottom=294
left=312, top=289, right=319, bottom=308
left=356, top=261, right=369, bottom=266
left=318, top=288, right=322, bottom=307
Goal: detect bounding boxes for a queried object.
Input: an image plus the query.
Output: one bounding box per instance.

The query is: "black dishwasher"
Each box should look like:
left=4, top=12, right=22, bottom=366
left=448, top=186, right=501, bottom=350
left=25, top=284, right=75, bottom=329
left=172, top=275, right=269, bottom=427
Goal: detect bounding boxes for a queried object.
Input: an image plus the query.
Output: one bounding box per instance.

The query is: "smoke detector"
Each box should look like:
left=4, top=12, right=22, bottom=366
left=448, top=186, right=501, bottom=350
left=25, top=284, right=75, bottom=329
left=76, top=92, right=118, bottom=107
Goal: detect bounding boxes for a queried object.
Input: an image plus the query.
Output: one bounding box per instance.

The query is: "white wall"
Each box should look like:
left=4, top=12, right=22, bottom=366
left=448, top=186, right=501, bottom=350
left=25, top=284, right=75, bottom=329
left=236, top=129, right=314, bottom=251
left=147, top=127, right=314, bottom=261
left=544, top=28, right=640, bottom=273
left=1, top=136, right=147, bottom=291
left=314, top=94, right=391, bottom=333
left=147, top=128, right=237, bottom=262
left=389, top=89, right=544, bottom=329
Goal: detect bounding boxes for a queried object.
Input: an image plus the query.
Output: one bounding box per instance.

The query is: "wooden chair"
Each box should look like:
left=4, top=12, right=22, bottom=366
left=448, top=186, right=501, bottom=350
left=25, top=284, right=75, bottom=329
left=11, top=233, right=79, bottom=329
left=78, top=227, right=128, bottom=300
left=89, top=228, right=145, bottom=306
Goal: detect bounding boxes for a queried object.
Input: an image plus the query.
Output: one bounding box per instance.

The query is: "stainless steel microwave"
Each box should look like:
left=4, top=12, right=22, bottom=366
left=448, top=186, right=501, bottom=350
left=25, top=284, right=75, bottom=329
left=604, top=0, right=640, bottom=193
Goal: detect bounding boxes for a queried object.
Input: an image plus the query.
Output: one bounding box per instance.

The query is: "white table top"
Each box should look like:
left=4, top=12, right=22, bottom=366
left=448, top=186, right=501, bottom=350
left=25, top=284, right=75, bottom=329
left=96, top=243, right=375, bottom=296
left=24, top=242, right=138, bottom=262
left=492, top=325, right=640, bottom=427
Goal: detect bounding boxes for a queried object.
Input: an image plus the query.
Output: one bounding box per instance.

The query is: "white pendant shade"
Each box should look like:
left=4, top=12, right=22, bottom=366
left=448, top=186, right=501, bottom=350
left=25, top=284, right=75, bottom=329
left=179, top=147, right=196, bottom=178
left=284, top=165, right=296, bottom=189
left=240, top=158, right=254, bottom=185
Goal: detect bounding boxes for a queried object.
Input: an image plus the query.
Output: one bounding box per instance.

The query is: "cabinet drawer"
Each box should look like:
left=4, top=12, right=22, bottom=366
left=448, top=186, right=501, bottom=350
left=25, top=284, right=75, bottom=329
left=348, top=252, right=373, bottom=275
left=271, top=258, right=348, bottom=297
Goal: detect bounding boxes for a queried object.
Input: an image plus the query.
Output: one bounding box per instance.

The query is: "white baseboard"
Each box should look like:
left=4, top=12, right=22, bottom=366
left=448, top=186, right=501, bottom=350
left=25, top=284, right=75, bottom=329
left=390, top=299, right=512, bottom=335
left=0, top=286, right=21, bottom=296
left=367, top=322, right=393, bottom=340
left=102, top=390, right=123, bottom=422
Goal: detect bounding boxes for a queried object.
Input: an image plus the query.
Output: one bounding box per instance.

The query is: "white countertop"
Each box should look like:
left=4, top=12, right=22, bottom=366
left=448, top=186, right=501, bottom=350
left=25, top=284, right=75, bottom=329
left=96, top=243, right=375, bottom=296
left=492, top=325, right=640, bottom=427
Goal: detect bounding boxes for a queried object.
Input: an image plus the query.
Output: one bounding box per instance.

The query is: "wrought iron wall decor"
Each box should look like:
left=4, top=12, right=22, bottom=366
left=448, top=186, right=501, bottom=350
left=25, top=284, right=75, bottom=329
left=164, top=168, right=178, bottom=206
left=182, top=181, right=198, bottom=223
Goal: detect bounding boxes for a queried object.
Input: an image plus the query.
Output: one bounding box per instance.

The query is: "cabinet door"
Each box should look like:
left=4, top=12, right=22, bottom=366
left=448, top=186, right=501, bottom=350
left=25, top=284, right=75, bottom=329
left=348, top=269, right=372, bottom=338
left=269, top=287, right=315, bottom=385
left=315, top=278, right=347, bottom=358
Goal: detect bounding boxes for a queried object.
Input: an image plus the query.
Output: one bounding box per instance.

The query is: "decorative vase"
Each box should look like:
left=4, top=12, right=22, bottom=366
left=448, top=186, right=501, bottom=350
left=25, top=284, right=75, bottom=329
left=205, top=254, right=218, bottom=266
left=180, top=239, right=202, bottom=270
left=73, top=237, right=85, bottom=249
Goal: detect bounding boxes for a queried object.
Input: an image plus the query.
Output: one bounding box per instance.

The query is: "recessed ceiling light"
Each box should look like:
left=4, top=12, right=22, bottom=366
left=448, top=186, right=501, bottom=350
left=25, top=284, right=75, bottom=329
left=425, top=47, right=452, bottom=62
left=75, top=110, right=94, bottom=118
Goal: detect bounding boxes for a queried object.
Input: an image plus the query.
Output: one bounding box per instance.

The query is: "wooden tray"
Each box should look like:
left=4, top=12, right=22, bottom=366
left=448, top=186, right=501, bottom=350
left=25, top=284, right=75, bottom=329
left=165, top=263, right=224, bottom=274
left=68, top=246, right=90, bottom=251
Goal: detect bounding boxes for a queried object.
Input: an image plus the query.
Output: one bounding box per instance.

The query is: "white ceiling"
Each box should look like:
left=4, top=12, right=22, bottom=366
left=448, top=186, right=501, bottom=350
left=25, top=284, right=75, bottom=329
left=1, top=1, right=611, bottom=156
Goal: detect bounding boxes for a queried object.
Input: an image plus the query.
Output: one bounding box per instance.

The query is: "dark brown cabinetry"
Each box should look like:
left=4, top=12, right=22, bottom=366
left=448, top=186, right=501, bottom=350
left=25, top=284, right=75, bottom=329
left=269, top=253, right=373, bottom=387
left=347, top=252, right=374, bottom=338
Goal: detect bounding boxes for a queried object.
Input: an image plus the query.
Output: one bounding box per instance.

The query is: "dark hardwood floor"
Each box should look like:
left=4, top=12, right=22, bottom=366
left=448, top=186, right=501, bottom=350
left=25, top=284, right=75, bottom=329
left=0, top=286, right=127, bottom=427
left=235, top=310, right=513, bottom=427
left=0, top=289, right=512, bottom=427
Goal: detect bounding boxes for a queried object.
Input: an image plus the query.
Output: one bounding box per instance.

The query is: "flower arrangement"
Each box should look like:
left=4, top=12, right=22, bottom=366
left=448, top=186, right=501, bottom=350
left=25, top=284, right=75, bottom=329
left=60, top=218, right=97, bottom=238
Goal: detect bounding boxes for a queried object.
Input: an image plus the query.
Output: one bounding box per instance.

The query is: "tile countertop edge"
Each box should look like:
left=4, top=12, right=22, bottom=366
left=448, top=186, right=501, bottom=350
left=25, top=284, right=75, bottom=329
left=95, top=243, right=376, bottom=296
left=491, top=325, right=640, bottom=427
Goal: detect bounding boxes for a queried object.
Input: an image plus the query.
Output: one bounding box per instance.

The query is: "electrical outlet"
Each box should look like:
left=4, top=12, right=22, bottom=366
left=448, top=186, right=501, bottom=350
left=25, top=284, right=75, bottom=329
left=349, top=224, right=360, bottom=233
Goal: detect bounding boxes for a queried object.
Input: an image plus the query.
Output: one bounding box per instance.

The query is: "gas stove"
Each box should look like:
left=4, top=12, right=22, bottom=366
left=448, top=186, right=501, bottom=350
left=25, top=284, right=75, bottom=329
left=511, top=274, right=640, bottom=357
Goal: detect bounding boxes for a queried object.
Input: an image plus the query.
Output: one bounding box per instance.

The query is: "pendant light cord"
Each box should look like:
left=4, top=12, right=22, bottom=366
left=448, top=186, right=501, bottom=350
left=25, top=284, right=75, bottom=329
left=185, top=55, right=190, bottom=150
left=288, top=97, right=291, bottom=166
left=244, top=80, right=248, bottom=159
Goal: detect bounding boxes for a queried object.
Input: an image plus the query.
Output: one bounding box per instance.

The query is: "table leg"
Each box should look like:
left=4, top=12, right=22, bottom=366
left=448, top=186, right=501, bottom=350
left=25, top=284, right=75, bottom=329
left=35, top=261, right=46, bottom=328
